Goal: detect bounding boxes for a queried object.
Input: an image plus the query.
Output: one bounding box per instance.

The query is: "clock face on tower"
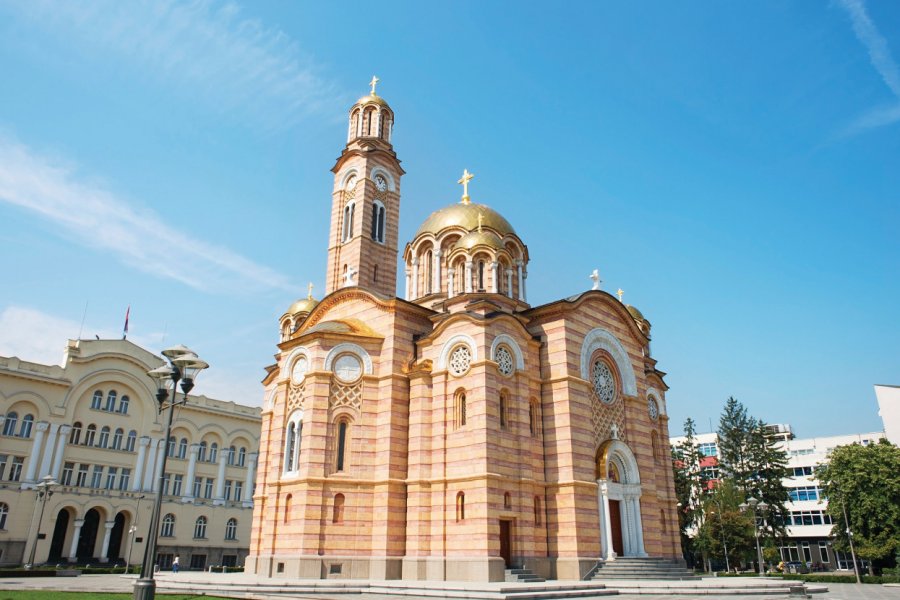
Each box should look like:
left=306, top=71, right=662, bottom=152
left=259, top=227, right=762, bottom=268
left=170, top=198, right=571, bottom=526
left=375, top=174, right=387, bottom=192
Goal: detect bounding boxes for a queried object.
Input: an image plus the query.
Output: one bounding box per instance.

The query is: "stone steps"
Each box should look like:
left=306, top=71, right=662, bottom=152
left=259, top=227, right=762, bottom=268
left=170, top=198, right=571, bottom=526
left=505, top=567, right=546, bottom=583
left=588, top=557, right=701, bottom=581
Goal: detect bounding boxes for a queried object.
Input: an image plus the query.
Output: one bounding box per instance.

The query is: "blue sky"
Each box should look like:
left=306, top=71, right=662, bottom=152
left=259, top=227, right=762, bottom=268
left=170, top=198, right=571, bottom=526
left=1, top=1, right=897, bottom=439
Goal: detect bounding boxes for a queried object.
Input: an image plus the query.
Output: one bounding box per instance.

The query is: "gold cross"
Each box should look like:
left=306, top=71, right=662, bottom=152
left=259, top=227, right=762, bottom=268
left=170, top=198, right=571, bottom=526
left=307, top=282, right=314, bottom=300
left=477, top=212, right=484, bottom=233
left=369, top=76, right=380, bottom=96
left=458, top=169, right=474, bottom=204
left=616, top=288, right=624, bottom=302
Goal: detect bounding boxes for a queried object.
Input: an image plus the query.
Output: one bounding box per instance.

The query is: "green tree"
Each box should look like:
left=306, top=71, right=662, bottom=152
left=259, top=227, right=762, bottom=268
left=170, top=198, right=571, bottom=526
left=745, top=418, right=790, bottom=540
left=818, top=439, right=900, bottom=574
left=695, top=479, right=755, bottom=571
left=672, top=417, right=708, bottom=566
left=717, top=396, right=753, bottom=484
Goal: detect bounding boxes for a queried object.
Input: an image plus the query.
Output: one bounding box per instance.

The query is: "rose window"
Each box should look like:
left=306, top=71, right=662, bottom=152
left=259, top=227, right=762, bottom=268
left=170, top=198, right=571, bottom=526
left=448, top=345, right=472, bottom=377
left=496, top=346, right=514, bottom=376
left=648, top=397, right=659, bottom=420
left=592, top=360, right=616, bottom=404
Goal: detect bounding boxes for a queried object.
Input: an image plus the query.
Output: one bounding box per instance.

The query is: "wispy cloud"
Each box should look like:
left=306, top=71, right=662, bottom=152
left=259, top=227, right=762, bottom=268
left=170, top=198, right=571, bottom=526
left=0, top=135, right=298, bottom=294
left=836, top=0, right=900, bottom=135
left=3, top=0, right=342, bottom=130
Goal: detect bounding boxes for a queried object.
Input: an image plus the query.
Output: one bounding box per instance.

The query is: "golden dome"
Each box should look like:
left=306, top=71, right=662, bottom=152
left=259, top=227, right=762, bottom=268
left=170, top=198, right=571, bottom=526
left=454, top=230, right=504, bottom=251
left=355, top=94, right=390, bottom=108
left=287, top=297, right=319, bottom=316
left=625, top=304, right=645, bottom=322
left=415, top=202, right=516, bottom=238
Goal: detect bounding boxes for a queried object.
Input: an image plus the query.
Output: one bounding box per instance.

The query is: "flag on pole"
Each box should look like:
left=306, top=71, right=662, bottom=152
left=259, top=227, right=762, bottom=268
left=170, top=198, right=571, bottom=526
left=123, top=306, right=130, bottom=340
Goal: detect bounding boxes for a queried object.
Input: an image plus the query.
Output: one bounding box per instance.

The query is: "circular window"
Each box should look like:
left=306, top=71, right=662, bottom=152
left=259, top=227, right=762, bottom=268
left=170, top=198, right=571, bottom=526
left=648, top=397, right=660, bottom=420
left=448, top=345, right=472, bottom=377
left=495, top=346, right=514, bottom=376
left=290, top=355, right=309, bottom=384
left=592, top=360, right=616, bottom=404
left=333, top=354, right=362, bottom=383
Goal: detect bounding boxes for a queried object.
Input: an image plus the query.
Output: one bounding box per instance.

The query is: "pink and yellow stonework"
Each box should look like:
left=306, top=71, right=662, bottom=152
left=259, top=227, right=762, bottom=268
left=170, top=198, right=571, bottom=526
left=246, top=83, right=680, bottom=582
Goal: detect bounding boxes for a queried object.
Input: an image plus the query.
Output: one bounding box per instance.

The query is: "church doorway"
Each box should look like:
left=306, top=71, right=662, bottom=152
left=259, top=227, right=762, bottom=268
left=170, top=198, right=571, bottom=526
left=608, top=500, right=624, bottom=556
left=48, top=508, right=70, bottom=561
left=77, top=509, right=100, bottom=559
left=499, top=520, right=512, bottom=567
left=106, top=512, right=126, bottom=562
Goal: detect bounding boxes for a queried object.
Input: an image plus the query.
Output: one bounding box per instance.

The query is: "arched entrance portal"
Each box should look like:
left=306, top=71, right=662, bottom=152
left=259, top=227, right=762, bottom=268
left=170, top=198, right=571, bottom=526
left=107, top=512, right=126, bottom=562
left=49, top=508, right=71, bottom=561
left=77, top=509, right=101, bottom=559
left=596, top=439, right=647, bottom=560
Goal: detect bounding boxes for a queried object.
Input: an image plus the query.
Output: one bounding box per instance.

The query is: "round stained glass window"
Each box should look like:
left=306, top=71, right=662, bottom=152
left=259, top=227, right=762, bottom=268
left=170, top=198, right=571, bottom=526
left=592, top=360, right=616, bottom=404
left=333, top=354, right=362, bottom=383
left=448, top=345, right=472, bottom=377
left=496, top=346, right=514, bottom=376
left=648, top=397, right=659, bottom=420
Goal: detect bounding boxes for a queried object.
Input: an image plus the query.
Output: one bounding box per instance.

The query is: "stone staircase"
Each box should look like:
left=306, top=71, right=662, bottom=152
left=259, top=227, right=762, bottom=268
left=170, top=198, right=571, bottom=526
left=586, top=557, right=701, bottom=581
left=505, top=567, right=546, bottom=583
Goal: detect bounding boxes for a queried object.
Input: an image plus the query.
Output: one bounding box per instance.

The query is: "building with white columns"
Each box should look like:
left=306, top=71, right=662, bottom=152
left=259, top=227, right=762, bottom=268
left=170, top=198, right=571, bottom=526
left=0, top=338, right=260, bottom=569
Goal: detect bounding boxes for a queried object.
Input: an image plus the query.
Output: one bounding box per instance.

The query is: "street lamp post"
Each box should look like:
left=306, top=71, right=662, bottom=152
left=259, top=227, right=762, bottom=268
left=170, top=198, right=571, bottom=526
left=841, top=497, right=862, bottom=584
left=739, top=497, right=768, bottom=576
left=132, top=346, right=208, bottom=600
left=126, top=495, right=146, bottom=573
left=24, top=475, right=57, bottom=568
left=708, top=504, right=730, bottom=573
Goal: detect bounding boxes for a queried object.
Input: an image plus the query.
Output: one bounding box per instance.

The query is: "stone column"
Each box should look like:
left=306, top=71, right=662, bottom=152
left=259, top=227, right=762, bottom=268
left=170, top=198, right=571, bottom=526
left=490, top=261, right=499, bottom=293
left=132, top=437, right=150, bottom=492
left=464, top=261, right=473, bottom=293
left=51, top=425, right=71, bottom=480
left=448, top=269, right=455, bottom=298
left=151, top=439, right=165, bottom=492
left=98, top=520, right=115, bottom=563
left=405, top=268, right=411, bottom=300
left=183, top=443, right=200, bottom=502
left=411, top=258, right=419, bottom=299
left=517, top=261, right=526, bottom=302
left=632, top=496, right=647, bottom=556
left=214, top=453, right=228, bottom=505
left=598, top=482, right=615, bottom=560
left=68, top=519, right=84, bottom=562
left=22, top=422, right=49, bottom=487
left=38, top=423, right=60, bottom=479
left=242, top=452, right=258, bottom=507
left=142, top=439, right=158, bottom=492
left=433, top=250, right=442, bottom=294
left=506, top=269, right=514, bottom=298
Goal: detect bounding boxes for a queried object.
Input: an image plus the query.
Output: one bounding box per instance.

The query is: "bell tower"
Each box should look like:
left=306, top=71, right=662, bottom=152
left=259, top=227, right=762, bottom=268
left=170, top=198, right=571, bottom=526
left=326, top=77, right=404, bottom=297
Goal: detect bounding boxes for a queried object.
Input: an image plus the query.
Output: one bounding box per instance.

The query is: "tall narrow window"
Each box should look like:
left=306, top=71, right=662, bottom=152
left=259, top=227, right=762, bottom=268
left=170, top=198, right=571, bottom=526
left=194, top=516, right=207, bottom=539
left=296, top=422, right=304, bottom=470
left=534, top=496, right=542, bottom=526
left=91, top=391, right=102, bottom=410
left=342, top=203, right=356, bottom=242
left=377, top=204, right=385, bottom=242
left=284, top=423, right=296, bottom=472
left=2, top=413, right=17, bottom=436
left=98, top=426, right=110, bottom=448
left=371, top=201, right=386, bottom=242
left=210, top=443, right=218, bottom=463
left=126, top=430, right=137, bottom=452
left=499, top=390, right=508, bottom=430
left=85, top=424, right=96, bottom=446
left=198, top=441, right=207, bottom=462
left=119, top=395, right=129, bottom=414
left=19, top=415, right=34, bottom=438
left=161, top=514, right=176, bottom=537
left=477, top=260, right=485, bottom=291
left=225, top=518, right=238, bottom=540
left=105, top=391, right=117, bottom=412
left=70, top=422, right=82, bottom=445
left=238, top=447, right=246, bottom=467
left=0, top=502, right=8, bottom=530
left=336, top=421, right=349, bottom=472
left=284, top=493, right=292, bottom=523
left=456, top=492, right=465, bottom=521
left=424, top=250, right=433, bottom=294
left=333, top=493, right=345, bottom=523
left=651, top=431, right=661, bottom=463
left=179, top=438, right=188, bottom=459
left=111, top=429, right=123, bottom=450
left=167, top=436, right=176, bottom=457
left=455, top=390, right=467, bottom=429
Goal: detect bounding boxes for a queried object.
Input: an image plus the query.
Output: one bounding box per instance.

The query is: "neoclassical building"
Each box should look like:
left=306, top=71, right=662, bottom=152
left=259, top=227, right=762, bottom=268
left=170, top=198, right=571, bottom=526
left=247, top=83, right=679, bottom=582
left=0, top=339, right=260, bottom=569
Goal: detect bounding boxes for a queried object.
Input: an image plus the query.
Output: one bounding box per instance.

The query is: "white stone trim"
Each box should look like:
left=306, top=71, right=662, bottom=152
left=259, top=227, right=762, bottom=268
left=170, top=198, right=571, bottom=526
left=324, top=343, right=373, bottom=375
left=646, top=386, right=666, bottom=416
left=438, top=334, right=478, bottom=370
left=340, top=169, right=360, bottom=189
left=490, top=334, right=525, bottom=370
left=283, top=347, right=311, bottom=383
left=369, top=166, right=396, bottom=191
left=581, top=328, right=637, bottom=397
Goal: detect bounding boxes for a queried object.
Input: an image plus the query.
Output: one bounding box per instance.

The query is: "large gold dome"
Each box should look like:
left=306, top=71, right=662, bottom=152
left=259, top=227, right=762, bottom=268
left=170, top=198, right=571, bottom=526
left=415, top=202, right=516, bottom=238
left=286, top=297, right=319, bottom=316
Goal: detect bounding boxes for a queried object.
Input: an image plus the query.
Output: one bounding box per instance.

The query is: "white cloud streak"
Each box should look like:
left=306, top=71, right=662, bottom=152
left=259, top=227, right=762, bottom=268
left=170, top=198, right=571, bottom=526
left=837, top=0, right=900, bottom=135
left=4, top=0, right=342, bottom=130
left=0, top=135, right=298, bottom=294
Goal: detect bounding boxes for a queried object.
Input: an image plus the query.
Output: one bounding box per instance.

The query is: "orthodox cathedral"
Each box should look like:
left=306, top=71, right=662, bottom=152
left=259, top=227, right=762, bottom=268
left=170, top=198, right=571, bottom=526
left=246, top=81, right=680, bottom=582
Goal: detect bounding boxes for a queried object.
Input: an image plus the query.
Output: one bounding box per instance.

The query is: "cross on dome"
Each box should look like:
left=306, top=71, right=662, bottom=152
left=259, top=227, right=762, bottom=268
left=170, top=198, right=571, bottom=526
left=369, top=76, right=380, bottom=96
left=590, top=269, right=601, bottom=291
left=617, top=288, right=624, bottom=302
left=307, top=282, right=314, bottom=300
left=458, top=169, right=474, bottom=205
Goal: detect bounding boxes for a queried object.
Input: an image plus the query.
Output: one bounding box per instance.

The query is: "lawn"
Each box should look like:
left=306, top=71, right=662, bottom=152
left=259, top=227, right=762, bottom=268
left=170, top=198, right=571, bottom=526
left=0, top=594, right=236, bottom=600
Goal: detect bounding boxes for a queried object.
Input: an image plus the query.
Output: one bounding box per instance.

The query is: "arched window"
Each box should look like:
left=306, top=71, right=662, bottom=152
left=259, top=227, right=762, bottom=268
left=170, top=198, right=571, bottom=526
left=119, top=395, right=129, bottom=414
left=105, top=390, right=117, bottom=412
left=342, top=202, right=356, bottom=242
left=112, top=428, right=124, bottom=450
left=19, top=414, right=34, bottom=438
left=70, top=422, right=82, bottom=445
left=238, top=447, right=246, bottom=467
left=454, top=390, right=467, bottom=429
left=456, top=492, right=465, bottom=521
left=225, top=518, right=238, bottom=540
left=534, top=496, right=542, bottom=526
left=2, top=412, right=17, bottom=436
left=284, top=423, right=296, bottom=472
left=477, top=260, right=485, bottom=291
left=336, top=420, right=349, bottom=472
left=84, top=424, right=96, bottom=446
left=284, top=493, right=292, bottom=523
left=503, top=492, right=512, bottom=508
left=424, top=250, right=433, bottom=294
left=651, top=431, right=661, bottom=463
left=179, top=438, right=188, bottom=459
left=371, top=200, right=386, bottom=243
left=333, top=493, right=345, bottom=523
left=98, top=426, right=110, bottom=448
left=91, top=391, right=102, bottom=410
left=167, top=436, right=176, bottom=457
left=198, top=441, right=207, bottom=462
left=161, top=514, right=176, bottom=537
left=0, top=502, right=8, bottom=530
left=126, top=430, right=137, bottom=452
left=499, top=390, right=509, bottom=430
left=209, top=443, right=218, bottom=463
left=228, top=446, right=236, bottom=465
left=194, top=516, right=208, bottom=539
left=529, top=398, right=541, bottom=438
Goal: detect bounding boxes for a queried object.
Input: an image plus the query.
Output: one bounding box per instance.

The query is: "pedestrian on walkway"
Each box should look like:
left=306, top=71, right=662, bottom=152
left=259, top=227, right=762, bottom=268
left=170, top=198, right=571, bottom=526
left=172, top=556, right=179, bottom=573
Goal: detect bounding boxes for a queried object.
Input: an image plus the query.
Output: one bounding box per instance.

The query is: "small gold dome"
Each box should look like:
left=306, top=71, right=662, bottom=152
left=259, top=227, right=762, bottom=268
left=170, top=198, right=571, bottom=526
left=625, top=304, right=645, bottom=322
left=454, top=230, right=504, bottom=251
left=355, top=94, right=390, bottom=108
left=415, top=202, right=516, bottom=238
left=287, top=297, right=319, bottom=316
